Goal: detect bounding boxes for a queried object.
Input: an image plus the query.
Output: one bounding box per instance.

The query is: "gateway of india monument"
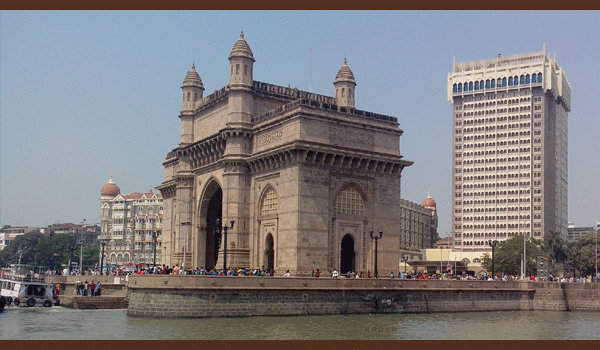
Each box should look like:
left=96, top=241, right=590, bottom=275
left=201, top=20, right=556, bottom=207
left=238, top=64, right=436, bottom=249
left=156, top=33, right=413, bottom=276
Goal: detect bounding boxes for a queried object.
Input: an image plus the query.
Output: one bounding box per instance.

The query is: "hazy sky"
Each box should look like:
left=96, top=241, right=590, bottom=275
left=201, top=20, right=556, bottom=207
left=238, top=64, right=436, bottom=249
left=1, top=11, right=599, bottom=236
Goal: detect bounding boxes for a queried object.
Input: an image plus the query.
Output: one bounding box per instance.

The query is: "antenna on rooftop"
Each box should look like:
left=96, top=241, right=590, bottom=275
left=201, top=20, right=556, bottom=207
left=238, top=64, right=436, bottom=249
left=309, top=47, right=312, bottom=93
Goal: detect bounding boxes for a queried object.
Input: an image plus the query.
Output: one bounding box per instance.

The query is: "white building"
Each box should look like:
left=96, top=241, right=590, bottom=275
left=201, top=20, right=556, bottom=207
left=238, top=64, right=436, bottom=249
left=100, top=173, right=164, bottom=267
left=448, top=48, right=571, bottom=252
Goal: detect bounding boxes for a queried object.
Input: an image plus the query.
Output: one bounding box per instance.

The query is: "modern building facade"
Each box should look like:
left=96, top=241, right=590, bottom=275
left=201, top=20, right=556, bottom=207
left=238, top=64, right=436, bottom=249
left=567, top=222, right=600, bottom=243
left=156, top=33, right=413, bottom=276
left=448, top=48, right=571, bottom=251
left=399, top=193, right=439, bottom=250
left=100, top=173, right=163, bottom=267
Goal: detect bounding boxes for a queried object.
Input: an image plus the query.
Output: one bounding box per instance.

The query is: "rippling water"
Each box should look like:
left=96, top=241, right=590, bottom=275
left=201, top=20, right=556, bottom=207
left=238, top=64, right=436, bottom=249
left=1, top=307, right=599, bottom=340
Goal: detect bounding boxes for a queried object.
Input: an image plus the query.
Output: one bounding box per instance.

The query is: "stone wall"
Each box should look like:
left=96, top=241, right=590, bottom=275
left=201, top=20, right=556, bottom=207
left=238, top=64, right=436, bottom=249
left=127, top=275, right=588, bottom=318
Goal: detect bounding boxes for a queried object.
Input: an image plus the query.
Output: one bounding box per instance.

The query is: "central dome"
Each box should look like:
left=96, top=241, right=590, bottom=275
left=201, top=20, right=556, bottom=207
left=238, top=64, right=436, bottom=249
left=101, top=173, right=120, bottom=198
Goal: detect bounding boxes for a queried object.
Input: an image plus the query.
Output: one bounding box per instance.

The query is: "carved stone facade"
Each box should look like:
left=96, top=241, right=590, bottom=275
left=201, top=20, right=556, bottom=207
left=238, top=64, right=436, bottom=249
left=156, top=33, right=413, bottom=276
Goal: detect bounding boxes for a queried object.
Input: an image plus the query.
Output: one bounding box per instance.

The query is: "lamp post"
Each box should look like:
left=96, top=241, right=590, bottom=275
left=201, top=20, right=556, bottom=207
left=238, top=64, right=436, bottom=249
left=80, top=219, right=86, bottom=274
left=100, top=241, right=106, bottom=276
left=68, top=242, right=78, bottom=274
left=181, top=222, right=191, bottom=273
left=488, top=240, right=499, bottom=280
left=403, top=255, right=409, bottom=274
left=369, top=230, right=383, bottom=278
left=217, top=218, right=235, bottom=273
left=518, top=185, right=528, bottom=279
left=152, top=231, right=158, bottom=269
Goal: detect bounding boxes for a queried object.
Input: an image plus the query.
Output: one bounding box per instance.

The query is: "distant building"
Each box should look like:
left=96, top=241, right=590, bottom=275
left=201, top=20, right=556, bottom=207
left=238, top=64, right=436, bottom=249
left=567, top=222, right=599, bottom=242
left=448, top=48, right=571, bottom=252
left=47, top=223, right=100, bottom=248
left=399, top=193, right=439, bottom=250
left=100, top=173, right=163, bottom=267
left=0, top=226, right=38, bottom=250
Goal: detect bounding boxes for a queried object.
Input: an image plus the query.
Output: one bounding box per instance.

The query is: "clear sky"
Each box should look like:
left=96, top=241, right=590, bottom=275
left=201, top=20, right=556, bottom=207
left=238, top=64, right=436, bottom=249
left=1, top=11, right=599, bottom=236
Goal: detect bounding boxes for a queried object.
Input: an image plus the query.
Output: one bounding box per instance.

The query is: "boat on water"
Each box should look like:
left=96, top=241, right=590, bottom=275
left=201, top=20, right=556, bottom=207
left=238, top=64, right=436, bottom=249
left=0, top=264, right=59, bottom=308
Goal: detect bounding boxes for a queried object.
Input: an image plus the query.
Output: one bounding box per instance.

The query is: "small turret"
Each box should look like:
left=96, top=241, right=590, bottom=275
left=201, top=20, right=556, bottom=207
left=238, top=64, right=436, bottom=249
left=333, top=58, right=356, bottom=108
left=181, top=63, right=204, bottom=111
left=229, top=31, right=255, bottom=89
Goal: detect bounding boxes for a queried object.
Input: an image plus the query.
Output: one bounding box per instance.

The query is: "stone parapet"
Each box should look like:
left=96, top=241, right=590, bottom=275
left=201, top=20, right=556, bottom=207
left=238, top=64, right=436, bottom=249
left=127, top=276, right=571, bottom=318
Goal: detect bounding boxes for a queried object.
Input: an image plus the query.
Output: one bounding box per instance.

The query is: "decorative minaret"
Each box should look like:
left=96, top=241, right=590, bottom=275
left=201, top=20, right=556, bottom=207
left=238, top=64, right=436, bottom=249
left=333, top=58, right=357, bottom=108
left=179, top=63, right=204, bottom=145
left=228, top=31, right=255, bottom=90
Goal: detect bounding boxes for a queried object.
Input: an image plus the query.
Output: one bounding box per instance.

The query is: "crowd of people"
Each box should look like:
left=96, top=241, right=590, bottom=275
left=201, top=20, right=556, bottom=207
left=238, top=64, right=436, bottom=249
left=73, top=280, right=102, bottom=296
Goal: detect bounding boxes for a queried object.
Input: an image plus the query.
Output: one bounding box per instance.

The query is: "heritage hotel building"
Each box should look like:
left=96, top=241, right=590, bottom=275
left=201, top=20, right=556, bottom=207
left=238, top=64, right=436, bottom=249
left=448, top=48, right=571, bottom=251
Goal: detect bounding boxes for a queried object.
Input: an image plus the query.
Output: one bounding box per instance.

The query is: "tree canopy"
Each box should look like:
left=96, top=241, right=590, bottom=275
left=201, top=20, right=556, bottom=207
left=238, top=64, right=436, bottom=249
left=481, top=236, right=548, bottom=276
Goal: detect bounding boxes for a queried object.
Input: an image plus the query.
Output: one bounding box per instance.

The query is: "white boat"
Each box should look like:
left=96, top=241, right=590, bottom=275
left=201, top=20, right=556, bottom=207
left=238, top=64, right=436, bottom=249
left=0, top=264, right=59, bottom=308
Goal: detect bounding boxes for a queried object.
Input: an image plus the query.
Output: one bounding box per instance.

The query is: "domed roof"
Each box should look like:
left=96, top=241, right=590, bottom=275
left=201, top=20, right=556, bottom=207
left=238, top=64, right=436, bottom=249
left=101, top=172, right=120, bottom=198
left=422, top=192, right=436, bottom=209
left=228, top=31, right=255, bottom=62
left=181, top=63, right=204, bottom=90
left=334, top=58, right=356, bottom=85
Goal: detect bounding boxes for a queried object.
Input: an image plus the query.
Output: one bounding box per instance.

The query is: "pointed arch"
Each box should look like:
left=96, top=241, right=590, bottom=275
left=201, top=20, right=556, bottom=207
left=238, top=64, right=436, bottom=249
left=259, top=185, right=278, bottom=217
left=334, top=185, right=365, bottom=216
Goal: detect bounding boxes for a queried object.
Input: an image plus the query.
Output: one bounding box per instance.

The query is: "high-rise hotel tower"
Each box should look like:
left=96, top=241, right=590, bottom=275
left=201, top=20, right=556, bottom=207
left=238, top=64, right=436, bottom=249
left=448, top=48, right=571, bottom=251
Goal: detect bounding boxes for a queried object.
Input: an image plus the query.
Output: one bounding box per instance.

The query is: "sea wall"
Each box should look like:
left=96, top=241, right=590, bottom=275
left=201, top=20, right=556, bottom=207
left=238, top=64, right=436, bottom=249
left=45, top=275, right=128, bottom=297
left=126, top=276, right=562, bottom=318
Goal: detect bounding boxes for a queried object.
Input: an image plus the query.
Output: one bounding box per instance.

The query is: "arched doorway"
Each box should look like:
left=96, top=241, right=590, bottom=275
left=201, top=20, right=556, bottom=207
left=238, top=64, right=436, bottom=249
left=265, top=233, right=274, bottom=270
left=340, top=234, right=355, bottom=274
left=205, top=188, right=222, bottom=270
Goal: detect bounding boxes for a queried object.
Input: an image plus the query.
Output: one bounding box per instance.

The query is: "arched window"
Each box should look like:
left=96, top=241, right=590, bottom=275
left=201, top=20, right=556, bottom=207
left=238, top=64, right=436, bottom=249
left=475, top=81, right=479, bottom=90
left=532, top=74, right=537, bottom=83
left=485, top=80, right=490, bottom=89
left=502, top=77, right=507, bottom=87
left=334, top=186, right=365, bottom=216
left=453, top=83, right=457, bottom=93
left=490, top=79, right=495, bottom=88
left=260, top=187, right=278, bottom=216
left=458, top=83, right=462, bottom=92
left=508, top=76, right=513, bottom=86
left=525, top=74, right=530, bottom=84
left=520, top=75, right=525, bottom=84
left=469, top=82, right=473, bottom=91
left=537, top=73, right=542, bottom=82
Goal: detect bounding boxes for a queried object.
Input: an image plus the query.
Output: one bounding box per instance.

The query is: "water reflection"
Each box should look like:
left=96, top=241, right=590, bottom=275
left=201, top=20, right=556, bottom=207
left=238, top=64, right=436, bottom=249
left=1, top=307, right=600, bottom=340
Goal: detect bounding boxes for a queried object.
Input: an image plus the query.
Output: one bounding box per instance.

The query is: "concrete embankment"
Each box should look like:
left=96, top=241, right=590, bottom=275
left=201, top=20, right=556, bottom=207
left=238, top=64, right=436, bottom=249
left=45, top=275, right=129, bottom=309
left=59, top=296, right=128, bottom=310
left=128, top=276, right=599, bottom=318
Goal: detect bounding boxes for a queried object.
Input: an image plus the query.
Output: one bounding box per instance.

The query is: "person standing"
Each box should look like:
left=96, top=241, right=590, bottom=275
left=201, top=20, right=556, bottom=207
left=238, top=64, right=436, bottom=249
left=89, top=281, right=96, bottom=297
left=95, top=282, right=102, bottom=297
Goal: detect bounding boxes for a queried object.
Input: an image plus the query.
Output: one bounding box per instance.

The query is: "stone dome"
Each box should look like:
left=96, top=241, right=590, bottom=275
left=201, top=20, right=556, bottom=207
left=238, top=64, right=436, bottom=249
left=181, top=63, right=204, bottom=89
left=229, top=31, right=255, bottom=62
left=422, top=193, right=436, bottom=209
left=334, top=58, right=356, bottom=85
left=101, top=173, right=120, bottom=198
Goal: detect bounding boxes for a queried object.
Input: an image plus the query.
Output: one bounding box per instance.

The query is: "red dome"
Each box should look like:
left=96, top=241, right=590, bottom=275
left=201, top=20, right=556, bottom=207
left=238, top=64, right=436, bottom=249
left=422, top=193, right=436, bottom=209
left=101, top=173, right=120, bottom=198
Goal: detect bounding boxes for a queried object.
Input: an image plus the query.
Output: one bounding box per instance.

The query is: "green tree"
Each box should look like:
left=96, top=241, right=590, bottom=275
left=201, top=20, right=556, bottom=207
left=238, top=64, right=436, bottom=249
left=82, top=246, right=100, bottom=269
left=34, top=234, right=78, bottom=270
left=543, top=231, right=566, bottom=264
left=480, top=236, right=548, bottom=276
left=0, top=230, right=44, bottom=267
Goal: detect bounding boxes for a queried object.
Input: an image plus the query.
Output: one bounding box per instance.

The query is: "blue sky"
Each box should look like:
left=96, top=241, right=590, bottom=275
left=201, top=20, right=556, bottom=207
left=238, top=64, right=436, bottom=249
left=1, top=11, right=599, bottom=236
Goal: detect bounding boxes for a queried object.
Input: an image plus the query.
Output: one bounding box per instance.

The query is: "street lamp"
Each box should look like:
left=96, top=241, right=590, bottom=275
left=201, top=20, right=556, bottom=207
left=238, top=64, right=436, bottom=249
left=152, top=231, right=158, bottom=269
left=403, top=255, right=409, bottom=274
left=181, top=222, right=191, bottom=273
left=100, top=241, right=106, bottom=276
left=216, top=218, right=235, bottom=273
left=80, top=219, right=86, bottom=274
left=369, top=230, right=383, bottom=278
left=68, top=242, right=78, bottom=274
left=487, top=240, right=499, bottom=280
